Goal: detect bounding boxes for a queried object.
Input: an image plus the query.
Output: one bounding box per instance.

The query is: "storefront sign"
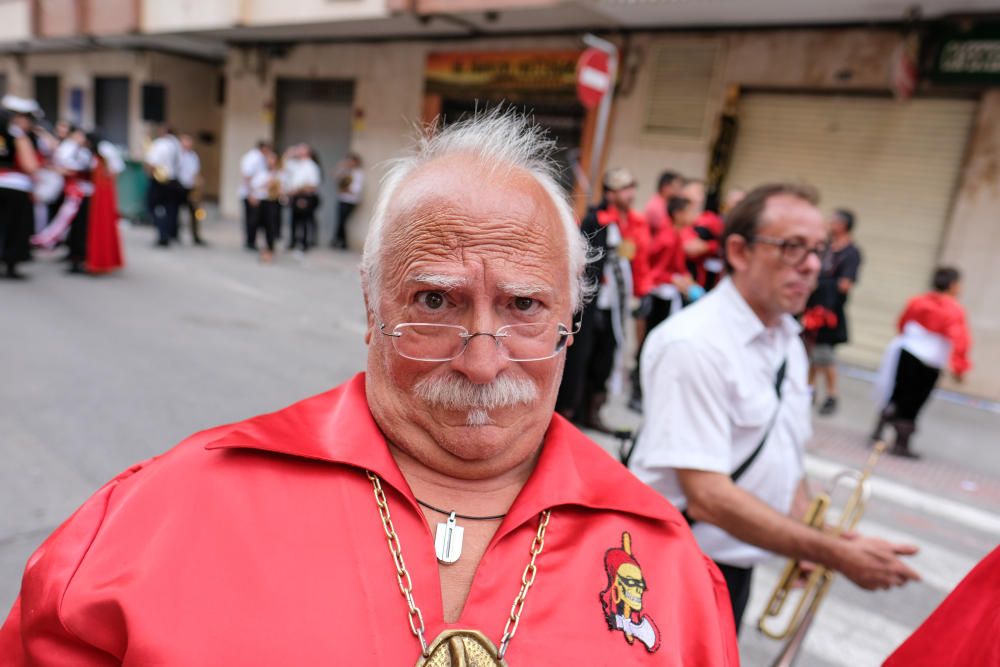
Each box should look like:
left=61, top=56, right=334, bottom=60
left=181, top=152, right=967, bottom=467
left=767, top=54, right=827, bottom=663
left=426, top=51, right=580, bottom=95
left=925, top=21, right=1000, bottom=85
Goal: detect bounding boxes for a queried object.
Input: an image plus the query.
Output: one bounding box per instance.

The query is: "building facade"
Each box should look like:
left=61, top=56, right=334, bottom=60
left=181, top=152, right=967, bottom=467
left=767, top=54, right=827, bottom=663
left=1, top=0, right=998, bottom=399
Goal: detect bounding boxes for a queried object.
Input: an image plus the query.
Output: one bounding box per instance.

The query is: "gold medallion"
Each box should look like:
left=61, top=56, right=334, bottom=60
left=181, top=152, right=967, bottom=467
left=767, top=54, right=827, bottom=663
left=416, top=630, right=508, bottom=667
left=617, top=238, right=636, bottom=261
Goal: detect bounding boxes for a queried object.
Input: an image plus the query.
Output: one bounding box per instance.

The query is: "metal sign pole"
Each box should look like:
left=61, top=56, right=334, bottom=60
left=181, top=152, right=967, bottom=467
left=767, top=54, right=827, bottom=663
left=583, top=33, right=618, bottom=206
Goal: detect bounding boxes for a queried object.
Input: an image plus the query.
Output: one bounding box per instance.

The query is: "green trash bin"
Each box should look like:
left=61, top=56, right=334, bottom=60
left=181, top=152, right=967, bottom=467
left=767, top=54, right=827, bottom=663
left=116, top=159, right=149, bottom=223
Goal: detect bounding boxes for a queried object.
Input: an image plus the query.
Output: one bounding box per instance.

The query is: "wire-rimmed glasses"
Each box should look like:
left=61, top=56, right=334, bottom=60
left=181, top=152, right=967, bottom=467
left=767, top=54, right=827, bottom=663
left=377, top=320, right=581, bottom=362
left=751, top=235, right=829, bottom=266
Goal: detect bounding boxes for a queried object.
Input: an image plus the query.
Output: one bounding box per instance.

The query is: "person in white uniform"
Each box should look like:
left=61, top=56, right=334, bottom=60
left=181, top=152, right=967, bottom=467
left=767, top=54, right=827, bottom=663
left=629, top=182, right=920, bottom=631
left=177, top=134, right=205, bottom=246
left=144, top=126, right=182, bottom=247
left=239, top=141, right=272, bottom=250
left=282, top=143, right=321, bottom=253
left=331, top=152, right=363, bottom=249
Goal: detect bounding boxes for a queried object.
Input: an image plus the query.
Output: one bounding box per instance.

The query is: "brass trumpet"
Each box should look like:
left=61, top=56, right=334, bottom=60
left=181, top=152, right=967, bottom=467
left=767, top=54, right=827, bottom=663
left=757, top=440, right=888, bottom=667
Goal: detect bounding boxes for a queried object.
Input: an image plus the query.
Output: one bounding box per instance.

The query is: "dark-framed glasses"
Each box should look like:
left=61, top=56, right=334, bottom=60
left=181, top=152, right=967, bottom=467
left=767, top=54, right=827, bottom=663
left=377, top=320, right=581, bottom=363
left=751, top=235, right=829, bottom=266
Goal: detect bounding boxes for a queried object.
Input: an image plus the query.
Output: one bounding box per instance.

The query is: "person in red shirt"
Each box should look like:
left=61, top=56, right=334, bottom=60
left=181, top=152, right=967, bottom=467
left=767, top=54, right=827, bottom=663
left=872, top=266, right=972, bottom=458
left=642, top=170, right=683, bottom=236
left=680, top=184, right=745, bottom=291
left=628, top=196, right=699, bottom=412
left=883, top=545, right=1000, bottom=667
left=1, top=110, right=738, bottom=666
left=556, top=167, right=651, bottom=432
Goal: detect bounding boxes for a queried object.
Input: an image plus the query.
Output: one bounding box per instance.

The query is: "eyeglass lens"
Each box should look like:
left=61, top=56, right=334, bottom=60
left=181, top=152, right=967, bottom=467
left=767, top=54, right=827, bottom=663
left=390, top=323, right=569, bottom=362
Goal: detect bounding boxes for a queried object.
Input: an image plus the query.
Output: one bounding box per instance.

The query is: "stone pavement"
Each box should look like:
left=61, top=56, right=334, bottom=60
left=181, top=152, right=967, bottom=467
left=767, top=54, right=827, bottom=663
left=1, top=215, right=997, bottom=666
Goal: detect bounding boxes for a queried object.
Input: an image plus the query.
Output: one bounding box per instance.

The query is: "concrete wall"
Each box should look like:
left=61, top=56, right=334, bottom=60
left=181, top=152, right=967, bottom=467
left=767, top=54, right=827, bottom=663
left=148, top=52, right=224, bottom=196
left=0, top=50, right=223, bottom=196
left=606, top=28, right=904, bottom=207
left=0, top=0, right=31, bottom=44
left=143, top=0, right=240, bottom=33
left=0, top=50, right=150, bottom=153
left=242, top=0, right=389, bottom=25
left=219, top=34, right=581, bottom=247
left=939, top=90, right=1000, bottom=400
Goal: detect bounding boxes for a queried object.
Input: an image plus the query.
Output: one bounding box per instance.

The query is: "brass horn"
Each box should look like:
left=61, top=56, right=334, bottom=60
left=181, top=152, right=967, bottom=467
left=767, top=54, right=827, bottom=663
left=757, top=441, right=888, bottom=667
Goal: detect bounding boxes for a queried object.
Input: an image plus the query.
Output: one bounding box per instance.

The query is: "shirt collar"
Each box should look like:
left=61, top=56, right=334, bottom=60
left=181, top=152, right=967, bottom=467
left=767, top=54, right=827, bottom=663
left=716, top=277, right=801, bottom=346
left=204, top=373, right=676, bottom=530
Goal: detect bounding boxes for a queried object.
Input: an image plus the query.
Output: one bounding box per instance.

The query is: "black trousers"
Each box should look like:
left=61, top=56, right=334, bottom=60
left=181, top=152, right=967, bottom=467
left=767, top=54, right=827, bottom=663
left=290, top=194, right=319, bottom=251
left=0, top=186, right=33, bottom=270
left=66, top=195, right=92, bottom=263
left=333, top=200, right=356, bottom=248
left=249, top=200, right=279, bottom=252
left=148, top=180, right=180, bottom=245
left=715, top=561, right=753, bottom=634
left=242, top=198, right=254, bottom=249
left=556, top=304, right=616, bottom=419
left=180, top=188, right=202, bottom=243
left=889, top=349, right=940, bottom=422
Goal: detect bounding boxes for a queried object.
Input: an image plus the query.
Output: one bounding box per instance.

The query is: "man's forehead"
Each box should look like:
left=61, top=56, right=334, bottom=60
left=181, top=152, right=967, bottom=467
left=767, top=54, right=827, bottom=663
left=760, top=194, right=824, bottom=234
left=387, top=153, right=553, bottom=222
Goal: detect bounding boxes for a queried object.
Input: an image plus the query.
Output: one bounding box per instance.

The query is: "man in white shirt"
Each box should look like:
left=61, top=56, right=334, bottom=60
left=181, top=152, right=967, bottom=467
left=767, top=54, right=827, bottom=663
left=177, top=134, right=205, bottom=246
left=282, top=143, right=321, bottom=253
left=239, top=141, right=271, bottom=250
left=144, top=126, right=182, bottom=247
left=331, top=152, right=363, bottom=249
left=629, top=183, right=919, bottom=631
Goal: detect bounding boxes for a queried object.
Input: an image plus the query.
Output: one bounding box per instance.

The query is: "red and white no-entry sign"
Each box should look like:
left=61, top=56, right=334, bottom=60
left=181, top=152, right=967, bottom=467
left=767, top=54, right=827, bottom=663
left=576, top=48, right=611, bottom=109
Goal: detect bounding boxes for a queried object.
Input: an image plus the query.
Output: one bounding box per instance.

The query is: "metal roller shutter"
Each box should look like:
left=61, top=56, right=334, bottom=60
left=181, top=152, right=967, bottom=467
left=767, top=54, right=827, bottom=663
left=725, top=92, right=976, bottom=367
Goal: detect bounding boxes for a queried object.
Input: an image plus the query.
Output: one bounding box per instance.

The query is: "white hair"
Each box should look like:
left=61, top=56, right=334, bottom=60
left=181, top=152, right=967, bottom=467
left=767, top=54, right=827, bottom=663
left=360, top=108, right=592, bottom=315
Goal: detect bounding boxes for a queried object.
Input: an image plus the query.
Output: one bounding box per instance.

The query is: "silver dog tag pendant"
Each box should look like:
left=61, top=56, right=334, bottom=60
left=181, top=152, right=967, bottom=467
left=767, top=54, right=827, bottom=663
left=434, top=512, right=464, bottom=564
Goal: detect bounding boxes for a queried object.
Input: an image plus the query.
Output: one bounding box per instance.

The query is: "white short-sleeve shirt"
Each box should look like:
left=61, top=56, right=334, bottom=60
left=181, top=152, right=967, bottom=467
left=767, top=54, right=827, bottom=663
left=177, top=149, right=200, bottom=189
left=283, top=158, right=321, bottom=193
left=629, top=277, right=812, bottom=567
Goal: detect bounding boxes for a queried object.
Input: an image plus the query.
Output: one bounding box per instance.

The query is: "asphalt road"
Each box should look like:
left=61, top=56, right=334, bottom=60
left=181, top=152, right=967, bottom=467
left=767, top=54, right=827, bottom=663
left=2, top=217, right=997, bottom=666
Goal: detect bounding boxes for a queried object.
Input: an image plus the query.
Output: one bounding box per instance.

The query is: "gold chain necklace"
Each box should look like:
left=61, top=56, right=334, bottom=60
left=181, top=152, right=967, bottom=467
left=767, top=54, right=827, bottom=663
left=367, top=471, right=551, bottom=666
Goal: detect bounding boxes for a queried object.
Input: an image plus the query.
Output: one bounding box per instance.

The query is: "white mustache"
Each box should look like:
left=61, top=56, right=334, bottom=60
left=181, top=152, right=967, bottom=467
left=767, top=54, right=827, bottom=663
left=414, top=373, right=538, bottom=412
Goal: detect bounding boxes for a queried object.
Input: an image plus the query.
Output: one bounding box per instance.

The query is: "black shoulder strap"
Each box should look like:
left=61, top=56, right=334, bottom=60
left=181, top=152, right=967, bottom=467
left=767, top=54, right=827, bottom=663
left=683, top=357, right=787, bottom=526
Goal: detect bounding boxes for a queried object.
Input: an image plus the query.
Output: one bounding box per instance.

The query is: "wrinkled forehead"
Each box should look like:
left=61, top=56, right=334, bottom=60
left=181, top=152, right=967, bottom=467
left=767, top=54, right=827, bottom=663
left=379, top=155, right=569, bottom=296
left=759, top=194, right=826, bottom=240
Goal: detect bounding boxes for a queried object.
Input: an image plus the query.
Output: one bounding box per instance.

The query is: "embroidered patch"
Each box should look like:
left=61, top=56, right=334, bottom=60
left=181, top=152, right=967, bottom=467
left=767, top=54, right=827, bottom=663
left=599, top=531, right=661, bottom=653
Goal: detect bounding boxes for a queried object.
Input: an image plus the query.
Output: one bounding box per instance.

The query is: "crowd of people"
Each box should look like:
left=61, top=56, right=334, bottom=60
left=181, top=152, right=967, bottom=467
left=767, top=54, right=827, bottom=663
left=5, top=110, right=987, bottom=666
left=0, top=95, right=124, bottom=280
left=237, top=140, right=363, bottom=262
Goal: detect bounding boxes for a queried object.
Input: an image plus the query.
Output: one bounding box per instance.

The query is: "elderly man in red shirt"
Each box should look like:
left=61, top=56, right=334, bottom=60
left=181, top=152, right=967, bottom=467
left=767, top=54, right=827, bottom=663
left=1, top=111, right=738, bottom=666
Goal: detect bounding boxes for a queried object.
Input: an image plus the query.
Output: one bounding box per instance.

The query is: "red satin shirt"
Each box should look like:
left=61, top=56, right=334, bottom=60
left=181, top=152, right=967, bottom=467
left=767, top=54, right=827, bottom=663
left=897, top=292, right=972, bottom=376
left=597, top=205, right=653, bottom=297
left=1, top=374, right=738, bottom=665
left=883, top=546, right=1000, bottom=666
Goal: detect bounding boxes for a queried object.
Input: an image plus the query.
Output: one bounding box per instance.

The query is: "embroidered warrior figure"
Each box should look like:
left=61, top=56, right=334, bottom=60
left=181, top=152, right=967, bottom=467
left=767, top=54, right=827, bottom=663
left=599, top=531, right=661, bottom=652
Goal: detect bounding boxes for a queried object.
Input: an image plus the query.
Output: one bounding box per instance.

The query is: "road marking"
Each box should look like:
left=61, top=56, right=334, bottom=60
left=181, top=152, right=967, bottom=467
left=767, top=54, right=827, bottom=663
left=806, top=455, right=1000, bottom=536
left=747, top=565, right=911, bottom=667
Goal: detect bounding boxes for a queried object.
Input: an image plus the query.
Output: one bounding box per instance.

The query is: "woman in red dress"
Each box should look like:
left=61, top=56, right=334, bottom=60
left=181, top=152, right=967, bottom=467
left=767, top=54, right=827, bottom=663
left=84, top=138, right=124, bottom=275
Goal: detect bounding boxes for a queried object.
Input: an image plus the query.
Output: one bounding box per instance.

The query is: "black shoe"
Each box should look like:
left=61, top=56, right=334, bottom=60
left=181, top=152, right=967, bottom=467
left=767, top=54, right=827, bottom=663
left=194, top=239, right=207, bottom=246
left=818, top=396, right=838, bottom=416
left=889, top=444, right=922, bottom=460
left=66, top=263, right=86, bottom=275
left=4, top=265, right=27, bottom=280
left=154, top=240, right=169, bottom=248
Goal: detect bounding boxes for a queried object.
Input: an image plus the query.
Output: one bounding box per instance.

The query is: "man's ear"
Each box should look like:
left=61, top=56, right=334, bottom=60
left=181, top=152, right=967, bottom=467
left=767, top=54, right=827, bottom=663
left=725, top=235, right=749, bottom=274
left=362, top=291, right=375, bottom=345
